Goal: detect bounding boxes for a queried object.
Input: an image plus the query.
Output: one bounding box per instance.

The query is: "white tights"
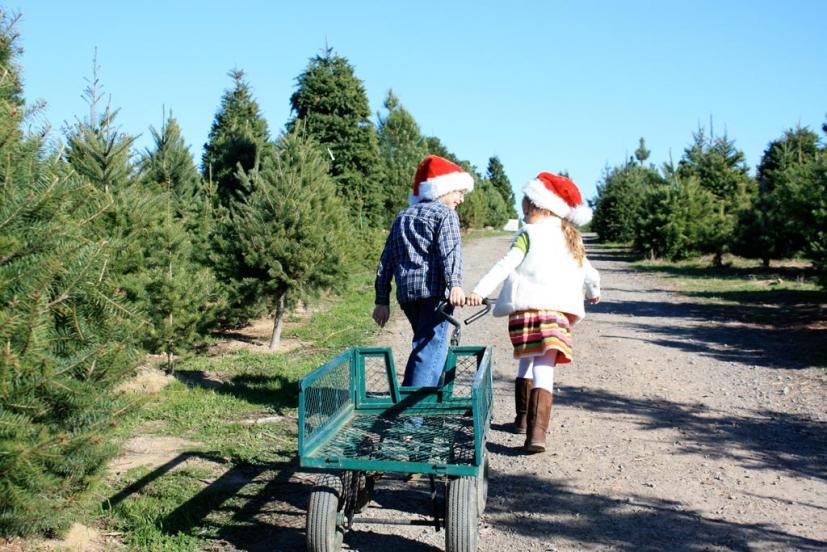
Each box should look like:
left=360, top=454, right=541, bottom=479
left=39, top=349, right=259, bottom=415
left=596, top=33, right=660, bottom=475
left=516, top=353, right=557, bottom=392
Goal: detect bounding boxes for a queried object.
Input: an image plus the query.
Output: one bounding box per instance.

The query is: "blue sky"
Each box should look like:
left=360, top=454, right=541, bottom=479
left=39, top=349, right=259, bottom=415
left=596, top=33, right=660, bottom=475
left=14, top=1, right=827, bottom=203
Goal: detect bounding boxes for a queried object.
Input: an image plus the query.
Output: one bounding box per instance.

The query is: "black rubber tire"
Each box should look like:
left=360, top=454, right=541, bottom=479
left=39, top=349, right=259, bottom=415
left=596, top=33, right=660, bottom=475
left=477, top=457, right=490, bottom=516
left=306, top=473, right=345, bottom=552
left=445, top=476, right=479, bottom=552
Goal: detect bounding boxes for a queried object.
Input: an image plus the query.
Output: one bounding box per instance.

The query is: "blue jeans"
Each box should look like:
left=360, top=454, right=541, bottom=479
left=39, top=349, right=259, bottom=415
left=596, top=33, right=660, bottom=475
left=400, top=297, right=453, bottom=387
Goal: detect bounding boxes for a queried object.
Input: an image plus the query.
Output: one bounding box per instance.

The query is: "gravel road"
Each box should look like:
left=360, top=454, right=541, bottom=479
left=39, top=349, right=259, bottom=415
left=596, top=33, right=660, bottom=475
left=272, top=233, right=827, bottom=552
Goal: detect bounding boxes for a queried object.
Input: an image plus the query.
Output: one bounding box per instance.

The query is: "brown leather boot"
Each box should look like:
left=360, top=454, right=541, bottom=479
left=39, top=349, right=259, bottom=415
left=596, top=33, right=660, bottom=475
left=513, top=378, right=532, bottom=434
left=524, top=388, right=553, bottom=453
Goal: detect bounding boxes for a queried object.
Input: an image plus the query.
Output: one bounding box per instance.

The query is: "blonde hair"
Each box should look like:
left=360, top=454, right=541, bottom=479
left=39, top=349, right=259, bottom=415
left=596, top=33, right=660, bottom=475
left=524, top=196, right=586, bottom=266
left=562, top=219, right=586, bottom=266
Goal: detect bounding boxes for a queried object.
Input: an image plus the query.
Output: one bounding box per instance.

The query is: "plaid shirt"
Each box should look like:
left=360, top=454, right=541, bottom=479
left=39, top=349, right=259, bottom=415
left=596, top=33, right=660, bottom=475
left=374, top=200, right=463, bottom=306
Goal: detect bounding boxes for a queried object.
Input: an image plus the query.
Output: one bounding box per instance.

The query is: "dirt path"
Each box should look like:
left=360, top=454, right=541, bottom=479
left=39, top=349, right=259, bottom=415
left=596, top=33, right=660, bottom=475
left=273, top=234, right=827, bottom=552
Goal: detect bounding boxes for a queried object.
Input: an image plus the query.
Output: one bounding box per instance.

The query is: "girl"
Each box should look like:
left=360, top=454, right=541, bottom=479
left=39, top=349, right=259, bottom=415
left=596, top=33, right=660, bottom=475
left=467, top=172, right=600, bottom=453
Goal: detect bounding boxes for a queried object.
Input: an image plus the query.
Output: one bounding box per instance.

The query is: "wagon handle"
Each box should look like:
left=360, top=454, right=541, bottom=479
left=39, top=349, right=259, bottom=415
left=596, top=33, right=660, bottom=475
left=464, top=298, right=495, bottom=325
left=437, top=301, right=462, bottom=347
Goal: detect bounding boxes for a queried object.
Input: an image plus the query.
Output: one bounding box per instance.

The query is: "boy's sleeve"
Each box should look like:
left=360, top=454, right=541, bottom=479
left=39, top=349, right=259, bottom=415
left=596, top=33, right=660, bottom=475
left=472, top=231, right=526, bottom=298
left=374, top=233, right=394, bottom=305
left=437, top=210, right=463, bottom=290
left=583, top=257, right=601, bottom=299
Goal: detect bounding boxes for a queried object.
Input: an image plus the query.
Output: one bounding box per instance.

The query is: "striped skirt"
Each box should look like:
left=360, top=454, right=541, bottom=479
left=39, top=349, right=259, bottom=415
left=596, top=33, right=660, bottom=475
left=508, top=309, right=574, bottom=363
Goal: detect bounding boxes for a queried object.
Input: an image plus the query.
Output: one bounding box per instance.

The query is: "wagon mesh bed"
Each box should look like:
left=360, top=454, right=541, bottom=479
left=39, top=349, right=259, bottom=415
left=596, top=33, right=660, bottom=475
left=298, top=346, right=492, bottom=477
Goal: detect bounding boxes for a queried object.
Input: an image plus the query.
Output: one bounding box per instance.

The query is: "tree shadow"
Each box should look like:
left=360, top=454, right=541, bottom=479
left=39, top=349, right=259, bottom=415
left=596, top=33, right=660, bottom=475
left=635, top=262, right=820, bottom=283
left=587, top=241, right=826, bottom=369
left=486, top=472, right=827, bottom=550
left=211, top=467, right=443, bottom=551
left=172, top=370, right=299, bottom=411
left=105, top=451, right=445, bottom=551
left=593, top=297, right=826, bottom=369
left=555, top=386, right=827, bottom=481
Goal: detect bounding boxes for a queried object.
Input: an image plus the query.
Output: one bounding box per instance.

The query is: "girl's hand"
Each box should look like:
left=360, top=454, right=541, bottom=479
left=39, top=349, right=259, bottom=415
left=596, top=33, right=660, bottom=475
left=466, top=292, right=483, bottom=306
left=587, top=296, right=601, bottom=305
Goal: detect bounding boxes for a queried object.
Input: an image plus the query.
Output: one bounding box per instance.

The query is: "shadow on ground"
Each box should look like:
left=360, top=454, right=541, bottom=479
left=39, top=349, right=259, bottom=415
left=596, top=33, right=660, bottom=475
left=554, top=385, right=827, bottom=481
left=486, top=471, right=827, bottom=551
left=586, top=244, right=826, bottom=369
left=103, top=448, right=826, bottom=551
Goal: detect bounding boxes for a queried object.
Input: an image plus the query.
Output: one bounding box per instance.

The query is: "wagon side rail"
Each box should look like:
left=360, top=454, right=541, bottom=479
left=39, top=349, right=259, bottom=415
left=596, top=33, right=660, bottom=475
left=471, top=346, right=493, bottom=465
left=298, top=349, right=356, bottom=458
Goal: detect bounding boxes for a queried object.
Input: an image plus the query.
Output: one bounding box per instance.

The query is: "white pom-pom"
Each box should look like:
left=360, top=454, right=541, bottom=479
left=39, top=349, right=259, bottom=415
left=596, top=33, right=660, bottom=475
left=568, top=205, right=593, bottom=226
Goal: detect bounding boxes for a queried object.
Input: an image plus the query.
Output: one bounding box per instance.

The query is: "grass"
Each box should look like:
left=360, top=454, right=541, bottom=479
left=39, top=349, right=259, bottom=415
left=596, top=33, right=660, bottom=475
left=633, top=253, right=827, bottom=329
left=91, top=270, right=380, bottom=551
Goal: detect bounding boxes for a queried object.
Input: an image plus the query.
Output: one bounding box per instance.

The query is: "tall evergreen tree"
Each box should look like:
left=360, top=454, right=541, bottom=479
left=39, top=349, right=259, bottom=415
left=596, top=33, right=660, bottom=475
left=140, top=111, right=201, bottom=200
left=133, top=113, right=220, bottom=368
left=486, top=156, right=518, bottom=218
left=738, top=126, right=821, bottom=265
left=592, top=160, right=664, bottom=243
left=288, top=48, right=381, bottom=225
left=202, top=69, right=272, bottom=208
left=376, top=90, right=428, bottom=219
left=201, top=70, right=274, bottom=324
left=1, top=163, right=139, bottom=538
left=750, top=123, right=826, bottom=285
left=676, top=129, right=756, bottom=265
left=139, top=112, right=214, bottom=263
left=0, top=46, right=138, bottom=533
left=634, top=137, right=651, bottom=166
left=633, top=175, right=726, bottom=260
left=455, top=162, right=487, bottom=229
left=65, top=56, right=134, bottom=194
left=234, top=128, right=350, bottom=350
left=479, top=176, right=511, bottom=228
left=801, top=131, right=827, bottom=285
left=0, top=9, right=24, bottom=157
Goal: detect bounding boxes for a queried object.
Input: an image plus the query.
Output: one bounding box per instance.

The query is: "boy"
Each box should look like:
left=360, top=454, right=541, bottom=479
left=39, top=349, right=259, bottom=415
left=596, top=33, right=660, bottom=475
left=373, top=155, right=474, bottom=387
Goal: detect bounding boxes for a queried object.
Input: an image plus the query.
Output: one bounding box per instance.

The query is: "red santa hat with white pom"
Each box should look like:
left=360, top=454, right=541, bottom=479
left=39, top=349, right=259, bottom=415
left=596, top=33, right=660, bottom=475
left=409, top=155, right=474, bottom=206
left=523, top=171, right=592, bottom=226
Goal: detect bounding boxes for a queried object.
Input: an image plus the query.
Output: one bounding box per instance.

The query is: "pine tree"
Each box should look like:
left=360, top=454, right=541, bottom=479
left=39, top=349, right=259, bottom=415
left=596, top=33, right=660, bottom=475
left=634, top=137, right=651, bottom=166
left=201, top=69, right=274, bottom=324
left=738, top=126, right=821, bottom=265
left=592, top=159, right=664, bottom=243
left=676, top=129, right=756, bottom=265
left=479, top=176, right=511, bottom=228
left=139, top=111, right=213, bottom=265
left=632, top=175, right=724, bottom=260
left=1, top=156, right=139, bottom=537
left=486, top=156, right=517, bottom=218
left=0, top=9, right=24, bottom=157
left=802, top=136, right=827, bottom=286
left=133, top=113, right=220, bottom=369
left=65, top=55, right=134, bottom=194
left=233, top=128, right=350, bottom=350
left=288, top=48, right=381, bottom=225
left=202, top=69, right=272, bottom=208
left=140, top=111, right=201, bottom=201
left=376, top=90, right=428, bottom=219
left=455, top=161, right=487, bottom=229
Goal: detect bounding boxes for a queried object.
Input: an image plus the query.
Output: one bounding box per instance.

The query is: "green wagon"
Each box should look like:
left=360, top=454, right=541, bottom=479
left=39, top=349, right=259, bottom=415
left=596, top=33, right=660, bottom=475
left=299, top=303, right=493, bottom=552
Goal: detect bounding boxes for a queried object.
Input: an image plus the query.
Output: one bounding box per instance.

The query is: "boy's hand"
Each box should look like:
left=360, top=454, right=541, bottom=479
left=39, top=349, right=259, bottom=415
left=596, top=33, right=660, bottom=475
left=466, top=292, right=483, bottom=306
left=372, top=305, right=390, bottom=327
left=586, top=296, right=601, bottom=304
left=448, top=286, right=466, bottom=307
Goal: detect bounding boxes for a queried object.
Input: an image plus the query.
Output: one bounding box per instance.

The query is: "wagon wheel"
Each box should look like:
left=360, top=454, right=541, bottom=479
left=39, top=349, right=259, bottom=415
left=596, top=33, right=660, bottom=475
left=306, top=473, right=347, bottom=552
left=445, top=476, right=479, bottom=552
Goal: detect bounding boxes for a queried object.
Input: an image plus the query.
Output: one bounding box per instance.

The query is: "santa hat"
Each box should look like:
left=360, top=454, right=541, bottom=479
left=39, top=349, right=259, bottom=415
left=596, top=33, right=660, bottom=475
left=523, top=172, right=592, bottom=226
left=409, top=155, right=474, bottom=206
